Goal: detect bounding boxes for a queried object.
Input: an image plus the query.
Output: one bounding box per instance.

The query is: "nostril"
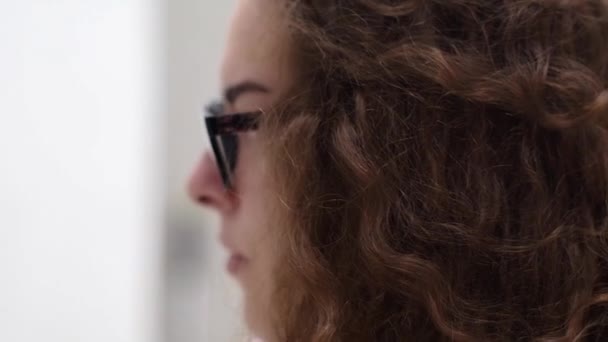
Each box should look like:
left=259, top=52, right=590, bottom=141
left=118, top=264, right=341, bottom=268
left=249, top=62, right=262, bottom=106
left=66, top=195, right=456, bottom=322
left=187, top=152, right=230, bottom=210
left=197, top=196, right=212, bottom=205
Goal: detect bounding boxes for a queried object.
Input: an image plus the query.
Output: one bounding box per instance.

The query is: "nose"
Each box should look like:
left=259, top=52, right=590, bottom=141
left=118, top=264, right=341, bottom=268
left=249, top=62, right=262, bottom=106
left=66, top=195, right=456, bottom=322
left=188, top=151, right=235, bottom=214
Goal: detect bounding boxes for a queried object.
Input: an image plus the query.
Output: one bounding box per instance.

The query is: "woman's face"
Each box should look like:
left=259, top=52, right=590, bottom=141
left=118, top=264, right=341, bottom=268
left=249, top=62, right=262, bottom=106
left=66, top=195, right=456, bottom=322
left=188, top=0, right=293, bottom=339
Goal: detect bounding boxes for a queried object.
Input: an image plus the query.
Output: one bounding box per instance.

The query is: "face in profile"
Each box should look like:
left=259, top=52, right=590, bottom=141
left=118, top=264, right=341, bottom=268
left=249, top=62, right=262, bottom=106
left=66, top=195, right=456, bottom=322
left=188, top=0, right=293, bottom=340
left=191, top=0, right=608, bottom=340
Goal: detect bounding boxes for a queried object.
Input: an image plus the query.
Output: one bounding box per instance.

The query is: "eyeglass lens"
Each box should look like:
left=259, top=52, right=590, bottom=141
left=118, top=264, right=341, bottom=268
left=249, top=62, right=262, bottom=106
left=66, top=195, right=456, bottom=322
left=212, top=132, right=239, bottom=188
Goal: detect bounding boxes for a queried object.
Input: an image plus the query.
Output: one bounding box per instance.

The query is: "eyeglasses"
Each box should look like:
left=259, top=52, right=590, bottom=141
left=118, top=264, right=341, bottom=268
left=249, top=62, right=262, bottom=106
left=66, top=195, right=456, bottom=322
left=203, top=100, right=262, bottom=189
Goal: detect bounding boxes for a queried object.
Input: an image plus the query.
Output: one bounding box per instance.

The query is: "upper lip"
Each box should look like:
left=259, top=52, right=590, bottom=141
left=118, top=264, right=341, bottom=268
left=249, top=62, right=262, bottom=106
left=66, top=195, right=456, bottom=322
left=219, top=229, right=247, bottom=258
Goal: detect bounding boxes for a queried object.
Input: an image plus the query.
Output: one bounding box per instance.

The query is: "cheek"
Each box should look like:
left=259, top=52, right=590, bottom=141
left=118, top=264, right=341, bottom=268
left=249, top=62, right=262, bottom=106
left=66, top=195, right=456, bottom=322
left=233, top=132, right=265, bottom=193
left=233, top=135, right=281, bottom=338
left=233, top=133, right=273, bottom=248
left=235, top=145, right=277, bottom=280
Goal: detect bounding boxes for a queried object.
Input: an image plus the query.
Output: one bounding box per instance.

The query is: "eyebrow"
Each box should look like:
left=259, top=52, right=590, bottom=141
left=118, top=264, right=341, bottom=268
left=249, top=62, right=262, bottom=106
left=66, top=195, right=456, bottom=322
left=223, top=81, right=270, bottom=104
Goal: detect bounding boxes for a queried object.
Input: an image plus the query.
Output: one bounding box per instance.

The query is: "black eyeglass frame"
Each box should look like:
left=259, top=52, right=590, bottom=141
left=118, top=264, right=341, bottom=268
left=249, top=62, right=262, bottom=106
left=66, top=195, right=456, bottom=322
left=204, top=101, right=262, bottom=189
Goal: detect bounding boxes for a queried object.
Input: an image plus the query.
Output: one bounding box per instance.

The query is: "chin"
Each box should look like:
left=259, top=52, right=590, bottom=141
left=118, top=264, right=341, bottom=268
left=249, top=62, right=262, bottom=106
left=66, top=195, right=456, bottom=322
left=243, top=292, right=275, bottom=342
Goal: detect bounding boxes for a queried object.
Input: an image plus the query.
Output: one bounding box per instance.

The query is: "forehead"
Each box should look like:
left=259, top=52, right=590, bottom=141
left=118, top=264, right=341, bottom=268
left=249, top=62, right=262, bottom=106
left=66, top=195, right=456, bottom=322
left=220, top=0, right=293, bottom=94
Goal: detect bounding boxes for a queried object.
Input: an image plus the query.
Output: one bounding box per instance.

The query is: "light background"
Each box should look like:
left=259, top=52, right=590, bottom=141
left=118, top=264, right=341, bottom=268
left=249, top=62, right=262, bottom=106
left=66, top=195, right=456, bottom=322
left=0, top=1, right=241, bottom=341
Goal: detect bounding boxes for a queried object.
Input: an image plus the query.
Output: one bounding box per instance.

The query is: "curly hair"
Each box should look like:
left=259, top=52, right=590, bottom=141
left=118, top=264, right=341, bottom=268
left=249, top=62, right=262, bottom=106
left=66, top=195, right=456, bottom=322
left=258, top=0, right=608, bottom=340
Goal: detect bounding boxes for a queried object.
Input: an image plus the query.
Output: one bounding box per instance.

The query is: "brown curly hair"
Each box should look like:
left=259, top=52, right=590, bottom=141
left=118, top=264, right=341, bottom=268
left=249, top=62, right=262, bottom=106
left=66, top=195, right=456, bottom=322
left=258, top=0, right=608, bottom=340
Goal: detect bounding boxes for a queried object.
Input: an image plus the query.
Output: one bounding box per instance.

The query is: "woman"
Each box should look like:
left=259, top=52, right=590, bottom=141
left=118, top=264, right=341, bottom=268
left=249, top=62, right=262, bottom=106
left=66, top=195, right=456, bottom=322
left=189, top=0, right=608, bottom=340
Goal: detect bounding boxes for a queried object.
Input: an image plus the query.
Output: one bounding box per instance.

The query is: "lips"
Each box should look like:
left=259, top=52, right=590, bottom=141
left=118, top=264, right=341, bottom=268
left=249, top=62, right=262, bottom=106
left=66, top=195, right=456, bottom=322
left=227, top=253, right=248, bottom=274
left=219, top=231, right=248, bottom=275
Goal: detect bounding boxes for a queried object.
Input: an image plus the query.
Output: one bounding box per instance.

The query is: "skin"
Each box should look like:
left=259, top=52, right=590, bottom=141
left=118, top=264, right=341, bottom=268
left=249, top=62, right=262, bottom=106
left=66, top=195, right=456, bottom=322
left=188, top=0, right=294, bottom=340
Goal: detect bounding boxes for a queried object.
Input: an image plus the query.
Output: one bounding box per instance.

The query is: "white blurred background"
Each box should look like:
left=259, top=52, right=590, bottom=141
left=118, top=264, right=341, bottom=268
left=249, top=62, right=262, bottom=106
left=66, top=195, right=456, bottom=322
left=0, top=1, right=241, bottom=341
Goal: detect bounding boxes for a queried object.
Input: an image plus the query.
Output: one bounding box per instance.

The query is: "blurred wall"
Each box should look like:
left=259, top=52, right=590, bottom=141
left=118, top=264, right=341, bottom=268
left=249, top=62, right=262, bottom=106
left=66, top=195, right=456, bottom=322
left=165, top=1, right=244, bottom=342
left=0, top=1, right=240, bottom=341
left=0, top=1, right=164, bottom=342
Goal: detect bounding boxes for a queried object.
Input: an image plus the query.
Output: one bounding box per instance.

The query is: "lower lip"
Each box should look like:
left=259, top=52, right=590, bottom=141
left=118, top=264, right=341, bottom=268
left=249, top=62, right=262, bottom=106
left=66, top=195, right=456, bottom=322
left=227, top=254, right=248, bottom=275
